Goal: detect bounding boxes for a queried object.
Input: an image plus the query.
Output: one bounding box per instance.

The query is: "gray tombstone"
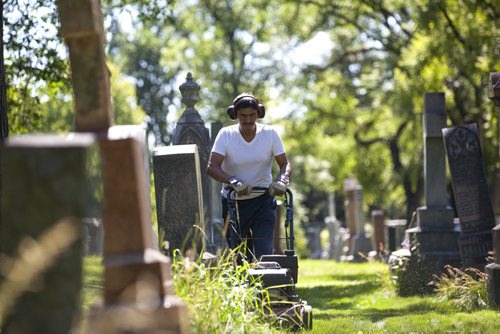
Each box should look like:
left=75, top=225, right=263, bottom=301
left=385, top=219, right=407, bottom=252
left=0, top=133, right=96, bottom=334
left=153, top=144, right=205, bottom=253
left=210, top=121, right=224, bottom=249
left=443, top=123, right=495, bottom=270
left=172, top=73, right=212, bottom=249
left=405, top=93, right=461, bottom=274
left=371, top=210, right=385, bottom=253
left=345, top=181, right=373, bottom=261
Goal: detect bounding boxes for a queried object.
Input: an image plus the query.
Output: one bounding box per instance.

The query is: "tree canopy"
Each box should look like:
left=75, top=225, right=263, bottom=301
left=4, top=0, right=499, bottom=224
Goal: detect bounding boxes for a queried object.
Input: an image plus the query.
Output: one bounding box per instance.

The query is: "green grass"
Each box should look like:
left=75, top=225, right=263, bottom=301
left=297, top=259, right=500, bottom=333
left=81, top=257, right=500, bottom=333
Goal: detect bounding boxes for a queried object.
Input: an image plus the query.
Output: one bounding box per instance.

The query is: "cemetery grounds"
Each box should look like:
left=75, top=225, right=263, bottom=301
left=83, top=256, right=500, bottom=333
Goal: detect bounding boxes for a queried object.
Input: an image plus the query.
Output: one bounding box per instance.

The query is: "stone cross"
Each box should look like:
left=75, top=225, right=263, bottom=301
left=405, top=93, right=461, bottom=275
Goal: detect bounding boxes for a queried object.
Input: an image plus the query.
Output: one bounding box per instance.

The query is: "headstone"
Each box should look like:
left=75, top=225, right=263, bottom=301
left=343, top=179, right=358, bottom=248
left=305, top=226, right=322, bottom=259
left=153, top=144, right=205, bottom=253
left=385, top=219, right=407, bottom=252
left=488, top=72, right=500, bottom=217
left=172, top=73, right=212, bottom=248
left=0, top=133, right=96, bottom=334
left=210, top=121, right=224, bottom=249
left=443, top=123, right=495, bottom=270
left=56, top=0, right=112, bottom=131
left=371, top=210, right=385, bottom=253
left=325, top=194, right=342, bottom=260
left=90, top=128, right=190, bottom=333
left=344, top=180, right=373, bottom=260
left=56, top=0, right=189, bottom=331
left=486, top=225, right=500, bottom=306
left=406, top=93, right=461, bottom=274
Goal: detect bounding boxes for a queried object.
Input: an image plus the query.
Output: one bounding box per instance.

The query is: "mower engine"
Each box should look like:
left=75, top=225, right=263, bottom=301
left=247, top=261, right=312, bottom=330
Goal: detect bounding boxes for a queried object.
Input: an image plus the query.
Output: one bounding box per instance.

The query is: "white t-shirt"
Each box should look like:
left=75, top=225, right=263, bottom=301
left=211, top=123, right=285, bottom=199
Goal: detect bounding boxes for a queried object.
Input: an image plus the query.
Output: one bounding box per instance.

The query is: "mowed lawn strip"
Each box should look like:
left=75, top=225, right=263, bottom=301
left=296, top=259, right=500, bottom=333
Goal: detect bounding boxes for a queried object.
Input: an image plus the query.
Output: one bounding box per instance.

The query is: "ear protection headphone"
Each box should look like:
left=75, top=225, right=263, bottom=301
left=226, top=93, right=265, bottom=120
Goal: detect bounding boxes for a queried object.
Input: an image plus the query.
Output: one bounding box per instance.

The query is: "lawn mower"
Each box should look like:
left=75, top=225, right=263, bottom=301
left=227, top=187, right=313, bottom=330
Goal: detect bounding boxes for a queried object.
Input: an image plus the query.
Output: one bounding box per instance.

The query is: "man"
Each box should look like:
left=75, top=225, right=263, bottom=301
left=207, top=92, right=291, bottom=260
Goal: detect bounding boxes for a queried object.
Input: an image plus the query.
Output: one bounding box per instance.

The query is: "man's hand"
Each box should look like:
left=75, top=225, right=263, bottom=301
left=228, top=176, right=253, bottom=196
left=269, top=174, right=289, bottom=197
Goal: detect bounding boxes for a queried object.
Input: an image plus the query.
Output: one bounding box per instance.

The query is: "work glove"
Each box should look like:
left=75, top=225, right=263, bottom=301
left=228, top=176, right=253, bottom=196
left=269, top=174, right=289, bottom=197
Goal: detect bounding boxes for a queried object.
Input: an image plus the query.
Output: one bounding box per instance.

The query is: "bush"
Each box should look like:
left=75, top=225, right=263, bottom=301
left=389, top=246, right=434, bottom=297
left=431, top=265, right=488, bottom=312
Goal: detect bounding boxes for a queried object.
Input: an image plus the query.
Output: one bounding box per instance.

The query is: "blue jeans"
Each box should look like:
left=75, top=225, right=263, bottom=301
left=223, top=194, right=276, bottom=260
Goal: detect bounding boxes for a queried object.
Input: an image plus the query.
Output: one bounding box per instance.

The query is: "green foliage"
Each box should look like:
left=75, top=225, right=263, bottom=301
left=171, top=250, right=279, bottom=334
left=431, top=265, right=488, bottom=312
left=388, top=247, right=433, bottom=297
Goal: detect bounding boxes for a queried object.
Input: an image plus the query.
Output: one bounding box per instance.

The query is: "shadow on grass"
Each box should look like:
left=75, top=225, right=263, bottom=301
left=296, top=280, right=382, bottom=310
left=311, top=299, right=455, bottom=323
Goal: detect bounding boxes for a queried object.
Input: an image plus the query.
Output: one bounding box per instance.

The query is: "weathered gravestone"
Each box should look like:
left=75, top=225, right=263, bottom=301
left=324, top=194, right=343, bottom=261
left=385, top=219, right=407, bottom=252
left=210, top=121, right=225, bottom=248
left=488, top=72, right=500, bottom=215
left=443, top=123, right=495, bottom=270
left=89, top=127, right=189, bottom=333
left=56, top=0, right=189, bottom=332
left=343, top=179, right=373, bottom=261
left=371, top=210, right=385, bottom=253
left=0, top=134, right=96, bottom=334
left=172, top=73, right=212, bottom=249
left=406, top=93, right=461, bottom=275
left=56, top=0, right=112, bottom=132
left=153, top=144, right=205, bottom=253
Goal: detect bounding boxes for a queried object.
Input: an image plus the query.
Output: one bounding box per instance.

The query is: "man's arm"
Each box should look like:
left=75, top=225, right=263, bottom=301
left=275, top=153, right=291, bottom=183
left=207, top=152, right=232, bottom=183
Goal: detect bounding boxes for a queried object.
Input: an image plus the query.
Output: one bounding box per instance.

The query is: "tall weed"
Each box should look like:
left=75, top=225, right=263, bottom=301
left=431, top=265, right=488, bottom=312
left=171, top=248, right=278, bottom=334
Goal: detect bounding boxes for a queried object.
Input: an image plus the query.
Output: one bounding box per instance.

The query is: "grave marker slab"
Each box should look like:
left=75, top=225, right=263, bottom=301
left=405, top=93, right=461, bottom=274
left=0, top=133, right=96, bottom=334
left=153, top=144, right=205, bottom=253
left=443, top=123, right=495, bottom=270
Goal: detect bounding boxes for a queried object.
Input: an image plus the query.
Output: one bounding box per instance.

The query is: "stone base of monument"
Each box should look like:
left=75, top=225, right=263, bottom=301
left=104, top=249, right=173, bottom=305
left=458, top=230, right=493, bottom=271
left=486, top=263, right=500, bottom=307
left=87, top=295, right=190, bottom=333
left=348, top=233, right=373, bottom=262
left=406, top=224, right=462, bottom=274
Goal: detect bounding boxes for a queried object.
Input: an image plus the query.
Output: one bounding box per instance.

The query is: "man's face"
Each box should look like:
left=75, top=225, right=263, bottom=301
left=236, top=107, right=258, bottom=130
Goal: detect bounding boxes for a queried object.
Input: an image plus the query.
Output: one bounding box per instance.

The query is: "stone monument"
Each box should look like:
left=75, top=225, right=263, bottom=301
left=344, top=179, right=373, bottom=260
left=406, top=93, right=461, bottom=274
left=0, top=134, right=96, bottom=334
left=371, top=210, right=385, bottom=253
left=443, top=123, right=495, bottom=270
left=172, top=73, right=212, bottom=248
left=56, top=0, right=190, bottom=332
left=153, top=144, right=205, bottom=253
